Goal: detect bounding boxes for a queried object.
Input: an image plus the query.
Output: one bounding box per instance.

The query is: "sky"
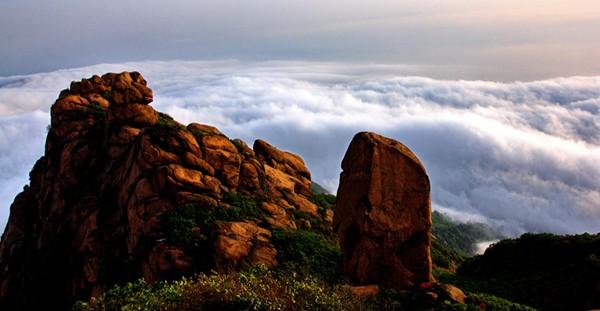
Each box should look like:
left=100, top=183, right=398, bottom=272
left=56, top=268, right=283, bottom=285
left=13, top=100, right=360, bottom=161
left=1, top=2, right=600, bottom=235
left=1, top=0, right=600, bottom=80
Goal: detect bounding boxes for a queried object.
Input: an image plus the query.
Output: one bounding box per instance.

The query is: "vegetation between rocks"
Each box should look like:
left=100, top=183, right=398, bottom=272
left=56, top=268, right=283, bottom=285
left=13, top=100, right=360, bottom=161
left=271, top=228, right=341, bottom=281
left=163, top=192, right=267, bottom=251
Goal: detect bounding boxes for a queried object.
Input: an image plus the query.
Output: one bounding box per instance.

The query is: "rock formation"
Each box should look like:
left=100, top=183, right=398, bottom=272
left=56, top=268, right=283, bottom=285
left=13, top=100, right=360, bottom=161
left=0, top=72, right=328, bottom=310
left=334, top=132, right=432, bottom=290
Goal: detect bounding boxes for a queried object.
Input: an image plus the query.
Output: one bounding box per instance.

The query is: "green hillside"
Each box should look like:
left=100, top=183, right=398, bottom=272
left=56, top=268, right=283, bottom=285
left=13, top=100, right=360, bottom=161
left=432, top=211, right=503, bottom=256
left=454, top=233, right=600, bottom=310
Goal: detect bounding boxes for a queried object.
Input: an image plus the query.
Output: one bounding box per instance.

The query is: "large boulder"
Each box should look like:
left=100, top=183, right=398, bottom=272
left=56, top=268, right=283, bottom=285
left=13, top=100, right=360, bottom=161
left=334, top=132, right=432, bottom=290
left=0, top=72, right=329, bottom=310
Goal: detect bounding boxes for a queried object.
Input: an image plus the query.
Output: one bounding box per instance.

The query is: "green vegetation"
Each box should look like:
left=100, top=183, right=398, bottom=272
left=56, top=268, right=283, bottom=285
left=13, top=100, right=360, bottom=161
left=437, top=293, right=536, bottom=311
left=74, top=267, right=535, bottom=311
left=282, top=205, right=329, bottom=235
left=146, top=112, right=186, bottom=150
left=73, top=267, right=351, bottom=311
left=310, top=193, right=335, bottom=211
left=310, top=182, right=330, bottom=195
left=432, top=211, right=502, bottom=256
left=155, top=112, right=184, bottom=133
left=231, top=138, right=249, bottom=155
left=162, top=204, right=207, bottom=250
left=188, top=125, right=217, bottom=138
left=163, top=192, right=266, bottom=251
left=271, top=228, right=341, bottom=281
left=73, top=278, right=186, bottom=311
left=431, top=237, right=466, bottom=270
left=455, top=232, right=600, bottom=310
left=81, top=192, right=551, bottom=311
left=84, top=101, right=107, bottom=118
left=221, top=192, right=266, bottom=222
left=101, top=90, right=112, bottom=101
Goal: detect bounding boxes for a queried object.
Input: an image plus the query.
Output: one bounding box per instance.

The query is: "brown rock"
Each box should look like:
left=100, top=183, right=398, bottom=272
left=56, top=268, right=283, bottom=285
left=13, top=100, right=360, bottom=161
left=52, top=95, right=90, bottom=115
left=108, top=72, right=153, bottom=105
left=140, top=134, right=182, bottom=165
left=212, top=221, right=277, bottom=272
left=253, top=140, right=312, bottom=197
left=183, top=152, right=215, bottom=175
left=110, top=126, right=141, bottom=145
left=350, top=285, right=380, bottom=298
left=324, top=209, right=334, bottom=223
left=175, top=192, right=218, bottom=208
left=261, top=202, right=296, bottom=229
left=285, top=191, right=319, bottom=217
left=202, top=135, right=237, bottom=153
left=177, top=130, right=201, bottom=155
left=187, top=122, right=225, bottom=137
left=238, top=159, right=265, bottom=195
left=437, top=283, right=466, bottom=304
left=84, top=93, right=110, bottom=108
left=231, top=138, right=254, bottom=156
left=108, top=103, right=158, bottom=126
left=161, top=164, right=220, bottom=194
left=254, top=139, right=311, bottom=183
left=201, top=135, right=242, bottom=188
left=264, top=165, right=296, bottom=192
left=334, top=132, right=432, bottom=290
left=145, top=243, right=193, bottom=282
left=113, top=71, right=133, bottom=91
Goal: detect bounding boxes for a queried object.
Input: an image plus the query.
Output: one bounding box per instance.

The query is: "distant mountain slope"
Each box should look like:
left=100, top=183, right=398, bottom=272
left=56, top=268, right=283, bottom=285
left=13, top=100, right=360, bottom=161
left=432, top=211, right=502, bottom=256
left=310, top=182, right=330, bottom=195
left=458, top=233, right=600, bottom=310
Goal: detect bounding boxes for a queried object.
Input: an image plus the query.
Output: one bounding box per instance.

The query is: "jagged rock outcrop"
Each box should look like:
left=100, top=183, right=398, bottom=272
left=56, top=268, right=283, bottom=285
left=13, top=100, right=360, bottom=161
left=0, top=72, right=326, bottom=310
left=334, top=132, right=432, bottom=290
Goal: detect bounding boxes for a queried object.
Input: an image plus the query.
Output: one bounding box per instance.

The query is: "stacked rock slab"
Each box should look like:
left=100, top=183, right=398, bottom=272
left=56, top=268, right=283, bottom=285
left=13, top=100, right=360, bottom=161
left=334, top=132, right=432, bottom=290
left=0, top=72, right=325, bottom=310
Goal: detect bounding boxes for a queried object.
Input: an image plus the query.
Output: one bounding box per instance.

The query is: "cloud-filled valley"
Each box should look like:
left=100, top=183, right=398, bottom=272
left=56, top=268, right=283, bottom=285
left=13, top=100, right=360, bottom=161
left=1, top=60, right=599, bottom=236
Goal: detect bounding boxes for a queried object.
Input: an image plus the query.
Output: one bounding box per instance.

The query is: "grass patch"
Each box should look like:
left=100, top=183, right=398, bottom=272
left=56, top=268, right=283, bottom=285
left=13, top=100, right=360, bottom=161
left=73, top=268, right=534, bottom=311
left=271, top=228, right=341, bottom=281
left=431, top=237, right=466, bottom=270
left=310, top=193, right=336, bottom=210
left=74, top=267, right=350, bottom=311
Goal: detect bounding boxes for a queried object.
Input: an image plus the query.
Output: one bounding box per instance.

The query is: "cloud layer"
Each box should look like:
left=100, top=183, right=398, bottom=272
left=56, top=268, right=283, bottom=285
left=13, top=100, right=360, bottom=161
left=1, top=61, right=600, bottom=236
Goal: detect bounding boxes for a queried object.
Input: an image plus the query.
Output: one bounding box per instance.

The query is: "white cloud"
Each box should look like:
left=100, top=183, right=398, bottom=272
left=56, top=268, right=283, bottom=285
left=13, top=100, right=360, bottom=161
left=1, top=60, right=600, bottom=236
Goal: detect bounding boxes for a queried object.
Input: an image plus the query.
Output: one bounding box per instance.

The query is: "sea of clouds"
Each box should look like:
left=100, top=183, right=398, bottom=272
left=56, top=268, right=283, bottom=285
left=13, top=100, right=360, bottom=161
left=1, top=60, right=600, bottom=236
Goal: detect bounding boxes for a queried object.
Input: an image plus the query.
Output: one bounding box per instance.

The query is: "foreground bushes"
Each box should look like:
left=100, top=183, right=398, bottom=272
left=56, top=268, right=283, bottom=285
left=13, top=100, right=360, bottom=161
left=73, top=267, right=355, bottom=311
left=74, top=266, right=536, bottom=311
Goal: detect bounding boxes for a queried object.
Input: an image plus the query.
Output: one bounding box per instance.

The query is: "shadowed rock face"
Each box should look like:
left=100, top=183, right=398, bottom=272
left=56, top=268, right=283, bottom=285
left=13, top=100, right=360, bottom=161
left=0, top=72, right=325, bottom=310
left=334, top=132, right=432, bottom=290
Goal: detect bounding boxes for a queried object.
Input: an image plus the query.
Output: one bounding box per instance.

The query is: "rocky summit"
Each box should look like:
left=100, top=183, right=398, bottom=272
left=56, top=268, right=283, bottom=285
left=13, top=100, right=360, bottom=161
left=0, top=72, right=328, bottom=310
left=334, top=132, right=432, bottom=290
